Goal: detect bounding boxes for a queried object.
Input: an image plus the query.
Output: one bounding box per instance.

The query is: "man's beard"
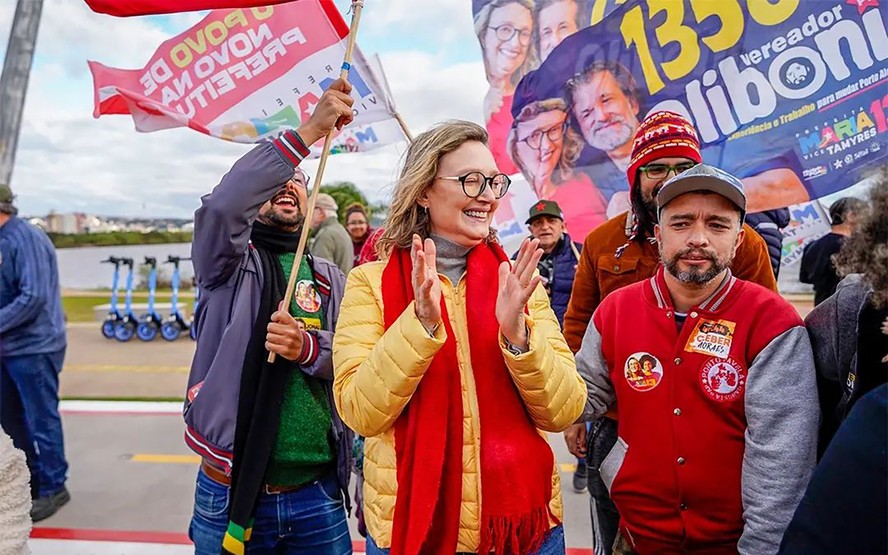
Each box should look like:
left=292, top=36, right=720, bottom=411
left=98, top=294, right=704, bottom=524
left=583, top=114, right=636, bottom=152
left=262, top=209, right=304, bottom=230
left=661, top=245, right=731, bottom=285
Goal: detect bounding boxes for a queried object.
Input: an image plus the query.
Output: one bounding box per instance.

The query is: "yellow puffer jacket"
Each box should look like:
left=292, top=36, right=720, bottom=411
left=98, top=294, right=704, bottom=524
left=333, top=261, right=587, bottom=552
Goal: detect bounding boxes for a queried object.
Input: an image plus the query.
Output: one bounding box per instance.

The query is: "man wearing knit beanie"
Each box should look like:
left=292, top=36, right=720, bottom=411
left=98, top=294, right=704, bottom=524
left=561, top=111, right=777, bottom=555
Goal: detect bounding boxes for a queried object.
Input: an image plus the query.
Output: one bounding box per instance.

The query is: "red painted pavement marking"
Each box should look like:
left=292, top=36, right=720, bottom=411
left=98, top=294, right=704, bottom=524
left=31, top=528, right=190, bottom=544
left=31, top=528, right=594, bottom=554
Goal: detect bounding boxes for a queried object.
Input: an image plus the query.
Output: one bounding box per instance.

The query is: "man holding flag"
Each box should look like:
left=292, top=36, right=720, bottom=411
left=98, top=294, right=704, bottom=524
left=183, top=78, right=355, bottom=555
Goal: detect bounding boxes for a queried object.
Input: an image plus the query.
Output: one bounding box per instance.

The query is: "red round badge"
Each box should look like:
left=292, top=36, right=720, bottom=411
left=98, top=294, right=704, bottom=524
left=624, top=352, right=663, bottom=392
left=700, top=357, right=747, bottom=402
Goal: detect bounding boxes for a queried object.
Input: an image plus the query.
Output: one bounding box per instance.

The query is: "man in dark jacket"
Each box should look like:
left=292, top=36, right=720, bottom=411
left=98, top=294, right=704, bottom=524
left=800, top=197, right=867, bottom=305
left=0, top=185, right=69, bottom=522
left=745, top=209, right=791, bottom=278
left=523, top=199, right=587, bottom=492
left=184, top=79, right=355, bottom=555
left=525, top=199, right=581, bottom=326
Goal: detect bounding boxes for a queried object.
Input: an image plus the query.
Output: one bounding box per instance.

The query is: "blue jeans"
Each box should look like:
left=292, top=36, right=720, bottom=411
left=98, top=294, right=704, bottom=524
left=189, top=468, right=352, bottom=555
left=365, top=524, right=565, bottom=555
left=0, top=349, right=68, bottom=498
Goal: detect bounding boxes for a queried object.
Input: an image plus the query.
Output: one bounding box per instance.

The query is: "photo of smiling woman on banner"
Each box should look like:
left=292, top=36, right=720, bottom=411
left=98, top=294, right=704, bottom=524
left=474, top=0, right=886, bottom=241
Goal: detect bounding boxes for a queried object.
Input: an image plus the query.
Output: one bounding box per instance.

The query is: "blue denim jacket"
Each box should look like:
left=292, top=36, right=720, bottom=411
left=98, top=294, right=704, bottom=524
left=183, top=137, right=353, bottom=509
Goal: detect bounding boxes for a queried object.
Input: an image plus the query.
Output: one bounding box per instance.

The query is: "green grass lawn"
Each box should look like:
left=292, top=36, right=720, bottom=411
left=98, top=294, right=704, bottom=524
left=63, top=294, right=177, bottom=322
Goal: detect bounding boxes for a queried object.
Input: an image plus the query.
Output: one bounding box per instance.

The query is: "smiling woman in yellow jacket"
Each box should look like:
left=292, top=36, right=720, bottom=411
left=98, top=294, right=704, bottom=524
left=333, top=121, right=586, bottom=555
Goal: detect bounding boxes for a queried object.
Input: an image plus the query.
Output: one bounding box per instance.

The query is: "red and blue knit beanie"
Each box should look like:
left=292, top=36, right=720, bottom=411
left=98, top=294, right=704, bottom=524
left=616, top=111, right=702, bottom=257
left=626, top=111, right=702, bottom=193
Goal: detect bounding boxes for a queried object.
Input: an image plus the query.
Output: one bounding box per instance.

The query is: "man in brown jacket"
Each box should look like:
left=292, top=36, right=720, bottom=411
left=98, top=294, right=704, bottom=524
left=562, top=111, right=777, bottom=555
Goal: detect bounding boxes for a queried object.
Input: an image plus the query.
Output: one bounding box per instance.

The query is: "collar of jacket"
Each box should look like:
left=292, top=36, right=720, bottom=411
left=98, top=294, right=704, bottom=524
left=647, top=266, right=738, bottom=314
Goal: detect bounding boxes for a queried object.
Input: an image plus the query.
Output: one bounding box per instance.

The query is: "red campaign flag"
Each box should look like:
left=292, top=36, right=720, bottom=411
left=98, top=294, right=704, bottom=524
left=88, top=0, right=399, bottom=148
left=84, top=0, right=298, bottom=17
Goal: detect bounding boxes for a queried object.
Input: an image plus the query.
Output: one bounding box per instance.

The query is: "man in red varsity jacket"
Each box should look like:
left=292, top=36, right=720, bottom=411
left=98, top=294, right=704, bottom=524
left=576, top=164, right=819, bottom=555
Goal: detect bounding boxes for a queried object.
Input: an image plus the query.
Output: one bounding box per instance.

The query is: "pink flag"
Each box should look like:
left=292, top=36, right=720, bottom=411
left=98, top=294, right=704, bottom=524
left=85, top=0, right=297, bottom=17
left=89, top=1, right=398, bottom=145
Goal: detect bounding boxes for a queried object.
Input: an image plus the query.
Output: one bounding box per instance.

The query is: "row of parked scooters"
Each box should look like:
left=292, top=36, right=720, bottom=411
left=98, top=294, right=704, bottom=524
left=100, top=256, right=199, bottom=342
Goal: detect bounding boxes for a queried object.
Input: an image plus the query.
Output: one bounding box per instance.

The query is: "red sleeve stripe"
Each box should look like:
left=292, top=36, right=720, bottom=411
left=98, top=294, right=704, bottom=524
left=272, top=130, right=310, bottom=166
left=298, top=331, right=319, bottom=366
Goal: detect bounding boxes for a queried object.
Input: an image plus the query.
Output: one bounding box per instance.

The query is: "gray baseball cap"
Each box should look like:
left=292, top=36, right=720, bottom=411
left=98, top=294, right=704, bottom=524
left=656, top=164, right=747, bottom=221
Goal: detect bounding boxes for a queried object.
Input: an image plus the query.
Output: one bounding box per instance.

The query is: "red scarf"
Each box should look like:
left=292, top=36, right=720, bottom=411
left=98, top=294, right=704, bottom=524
left=382, top=240, right=557, bottom=555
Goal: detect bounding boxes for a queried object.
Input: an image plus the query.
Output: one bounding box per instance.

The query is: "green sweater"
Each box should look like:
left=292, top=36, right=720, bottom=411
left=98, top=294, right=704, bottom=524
left=265, top=253, right=335, bottom=486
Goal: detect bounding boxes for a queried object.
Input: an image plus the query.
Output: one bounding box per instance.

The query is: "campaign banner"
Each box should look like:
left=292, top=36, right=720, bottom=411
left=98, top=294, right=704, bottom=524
left=474, top=0, right=888, bottom=241
left=84, top=0, right=297, bottom=17
left=309, top=118, right=408, bottom=159
left=780, top=200, right=832, bottom=268
left=90, top=1, right=396, bottom=145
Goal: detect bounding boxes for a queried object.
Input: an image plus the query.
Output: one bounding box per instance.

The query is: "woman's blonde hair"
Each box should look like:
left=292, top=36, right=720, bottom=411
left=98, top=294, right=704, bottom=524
left=376, top=120, right=496, bottom=259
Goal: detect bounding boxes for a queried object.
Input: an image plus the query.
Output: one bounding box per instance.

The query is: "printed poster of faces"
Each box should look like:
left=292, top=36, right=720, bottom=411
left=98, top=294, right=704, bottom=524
left=473, top=0, right=629, bottom=241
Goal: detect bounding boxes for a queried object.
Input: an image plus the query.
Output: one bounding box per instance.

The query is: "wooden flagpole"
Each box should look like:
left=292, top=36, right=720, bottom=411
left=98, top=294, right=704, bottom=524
left=269, top=0, right=364, bottom=363
left=394, top=112, right=413, bottom=142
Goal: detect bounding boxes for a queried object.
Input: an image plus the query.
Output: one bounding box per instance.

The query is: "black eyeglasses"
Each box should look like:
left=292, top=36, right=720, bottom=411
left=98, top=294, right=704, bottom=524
left=519, top=123, right=566, bottom=150
left=638, top=162, right=698, bottom=180
left=488, top=24, right=532, bottom=46
left=438, top=172, right=511, bottom=199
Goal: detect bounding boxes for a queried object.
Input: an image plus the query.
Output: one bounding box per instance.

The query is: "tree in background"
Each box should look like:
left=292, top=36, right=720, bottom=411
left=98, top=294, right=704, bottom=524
left=320, top=182, right=369, bottom=223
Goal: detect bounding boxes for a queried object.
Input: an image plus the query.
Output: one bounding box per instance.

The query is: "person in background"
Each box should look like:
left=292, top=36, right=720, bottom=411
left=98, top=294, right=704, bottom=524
left=803, top=177, right=887, bottom=456
left=312, top=193, right=354, bottom=274
left=780, top=180, right=888, bottom=555
left=745, top=208, right=791, bottom=278
left=534, top=0, right=582, bottom=61
left=333, top=120, right=586, bottom=555
left=800, top=197, right=868, bottom=306
left=357, top=227, right=384, bottom=266
left=0, top=429, right=31, bottom=555
left=577, top=164, right=818, bottom=554
left=778, top=384, right=887, bottom=555
left=523, top=199, right=587, bottom=494
left=561, top=111, right=777, bottom=555
left=522, top=199, right=581, bottom=327
left=184, top=80, right=355, bottom=555
left=345, top=203, right=373, bottom=267
left=0, top=184, right=69, bottom=523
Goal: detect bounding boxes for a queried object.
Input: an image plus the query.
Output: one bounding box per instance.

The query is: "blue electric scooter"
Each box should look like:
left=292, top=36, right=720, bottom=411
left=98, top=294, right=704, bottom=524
left=190, top=280, right=200, bottom=341
left=114, top=258, right=139, bottom=342
left=100, top=256, right=123, bottom=339
left=137, top=257, right=164, bottom=341
left=160, top=256, right=191, bottom=341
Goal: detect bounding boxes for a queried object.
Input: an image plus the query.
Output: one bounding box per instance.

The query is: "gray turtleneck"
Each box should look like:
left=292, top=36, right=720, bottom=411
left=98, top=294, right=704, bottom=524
left=431, top=234, right=471, bottom=285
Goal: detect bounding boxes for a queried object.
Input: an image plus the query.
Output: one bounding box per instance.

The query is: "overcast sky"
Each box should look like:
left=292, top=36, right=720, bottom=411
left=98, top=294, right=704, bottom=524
left=0, top=0, right=488, bottom=218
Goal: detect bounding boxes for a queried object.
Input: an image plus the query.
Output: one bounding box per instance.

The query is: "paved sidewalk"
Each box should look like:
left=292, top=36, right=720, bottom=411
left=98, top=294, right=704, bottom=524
left=61, top=295, right=815, bottom=400
left=61, top=324, right=193, bottom=399
left=33, top=402, right=595, bottom=552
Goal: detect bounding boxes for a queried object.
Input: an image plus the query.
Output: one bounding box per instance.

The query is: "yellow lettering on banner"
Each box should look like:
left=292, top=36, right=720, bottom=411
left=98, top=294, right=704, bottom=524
left=620, top=5, right=666, bottom=94
left=589, top=0, right=609, bottom=26
left=171, top=43, right=192, bottom=68
left=223, top=10, right=248, bottom=30
left=169, top=8, right=272, bottom=71
left=184, top=32, right=208, bottom=57
left=691, top=0, right=744, bottom=53
left=747, top=0, right=799, bottom=26
left=590, top=0, right=629, bottom=26
left=252, top=6, right=274, bottom=20
left=205, top=21, right=228, bottom=46
left=648, top=0, right=701, bottom=82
